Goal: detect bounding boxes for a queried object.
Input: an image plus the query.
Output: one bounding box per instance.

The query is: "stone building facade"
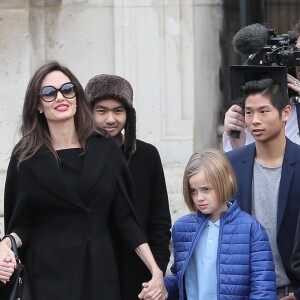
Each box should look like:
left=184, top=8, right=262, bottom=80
left=0, top=0, right=224, bottom=234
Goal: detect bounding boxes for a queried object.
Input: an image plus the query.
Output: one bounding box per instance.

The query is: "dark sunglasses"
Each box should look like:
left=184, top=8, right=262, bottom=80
left=38, top=82, right=78, bottom=102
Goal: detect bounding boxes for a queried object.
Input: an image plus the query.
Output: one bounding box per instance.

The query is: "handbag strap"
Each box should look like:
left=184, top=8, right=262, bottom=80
left=2, top=234, right=19, bottom=261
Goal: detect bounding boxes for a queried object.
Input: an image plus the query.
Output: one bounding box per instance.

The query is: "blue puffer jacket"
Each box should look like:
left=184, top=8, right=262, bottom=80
left=164, top=200, right=276, bottom=300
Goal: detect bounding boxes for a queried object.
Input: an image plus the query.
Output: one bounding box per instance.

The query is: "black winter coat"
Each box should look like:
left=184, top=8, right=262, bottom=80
left=117, top=140, right=171, bottom=300
left=3, top=135, right=146, bottom=300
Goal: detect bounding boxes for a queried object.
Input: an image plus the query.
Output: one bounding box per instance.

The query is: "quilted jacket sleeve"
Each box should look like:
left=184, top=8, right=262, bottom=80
left=164, top=273, right=179, bottom=300
left=164, top=232, right=180, bottom=299
left=163, top=218, right=183, bottom=300
left=164, top=215, right=197, bottom=300
left=249, top=221, right=276, bottom=299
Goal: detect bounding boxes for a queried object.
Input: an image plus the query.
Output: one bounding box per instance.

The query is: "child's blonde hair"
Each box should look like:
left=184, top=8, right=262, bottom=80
left=183, top=148, right=237, bottom=212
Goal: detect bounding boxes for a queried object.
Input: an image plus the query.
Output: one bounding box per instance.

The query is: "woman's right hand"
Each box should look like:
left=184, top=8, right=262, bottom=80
left=0, top=238, right=17, bottom=284
left=0, top=261, right=15, bottom=284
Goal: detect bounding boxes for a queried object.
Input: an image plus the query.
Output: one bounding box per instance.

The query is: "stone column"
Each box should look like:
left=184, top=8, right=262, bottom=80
left=193, top=0, right=224, bottom=152
left=0, top=1, right=32, bottom=221
left=112, top=0, right=195, bottom=222
left=0, top=0, right=225, bottom=226
left=113, top=0, right=194, bottom=165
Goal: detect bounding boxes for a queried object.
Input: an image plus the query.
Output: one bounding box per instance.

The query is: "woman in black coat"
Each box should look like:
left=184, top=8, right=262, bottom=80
left=0, top=61, right=166, bottom=300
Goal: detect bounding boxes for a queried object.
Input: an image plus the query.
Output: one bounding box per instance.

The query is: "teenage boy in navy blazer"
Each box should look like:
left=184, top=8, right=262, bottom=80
left=226, top=72, right=300, bottom=300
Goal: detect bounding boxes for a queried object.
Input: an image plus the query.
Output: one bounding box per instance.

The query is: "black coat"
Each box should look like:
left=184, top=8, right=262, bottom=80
left=117, top=140, right=171, bottom=300
left=3, top=135, right=146, bottom=300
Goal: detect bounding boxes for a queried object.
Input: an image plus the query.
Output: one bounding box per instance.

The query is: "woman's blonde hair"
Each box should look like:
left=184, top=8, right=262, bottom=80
left=183, top=148, right=237, bottom=212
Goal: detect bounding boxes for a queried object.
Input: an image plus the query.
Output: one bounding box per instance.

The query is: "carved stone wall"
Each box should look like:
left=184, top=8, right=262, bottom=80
left=0, top=0, right=224, bottom=224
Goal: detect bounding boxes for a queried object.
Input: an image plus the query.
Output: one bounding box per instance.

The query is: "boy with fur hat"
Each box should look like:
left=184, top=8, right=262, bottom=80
left=85, top=74, right=171, bottom=299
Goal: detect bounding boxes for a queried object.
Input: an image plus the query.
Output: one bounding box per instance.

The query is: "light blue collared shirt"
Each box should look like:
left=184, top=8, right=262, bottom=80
left=185, top=220, right=220, bottom=300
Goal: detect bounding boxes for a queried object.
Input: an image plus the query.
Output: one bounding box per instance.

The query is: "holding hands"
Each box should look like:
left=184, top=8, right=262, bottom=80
left=138, top=279, right=168, bottom=300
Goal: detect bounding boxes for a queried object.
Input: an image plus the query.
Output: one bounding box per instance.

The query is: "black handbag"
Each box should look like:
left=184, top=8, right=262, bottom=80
left=0, top=234, right=32, bottom=300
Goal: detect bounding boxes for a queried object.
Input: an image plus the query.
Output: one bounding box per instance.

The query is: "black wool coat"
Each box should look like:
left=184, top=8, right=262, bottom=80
left=3, top=135, right=146, bottom=300
left=116, top=140, right=171, bottom=300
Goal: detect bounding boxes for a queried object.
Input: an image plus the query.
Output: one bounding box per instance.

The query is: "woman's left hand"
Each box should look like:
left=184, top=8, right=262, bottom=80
left=138, top=272, right=168, bottom=300
left=135, top=243, right=167, bottom=299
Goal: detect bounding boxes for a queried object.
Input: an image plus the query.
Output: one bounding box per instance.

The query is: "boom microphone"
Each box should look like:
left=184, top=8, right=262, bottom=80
left=232, top=23, right=269, bottom=55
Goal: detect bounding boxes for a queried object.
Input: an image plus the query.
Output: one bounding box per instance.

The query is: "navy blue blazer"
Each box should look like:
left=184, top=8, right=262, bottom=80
left=226, top=138, right=300, bottom=290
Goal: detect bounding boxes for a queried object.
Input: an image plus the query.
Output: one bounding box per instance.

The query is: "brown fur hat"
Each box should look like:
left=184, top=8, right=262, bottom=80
left=85, top=74, right=136, bottom=160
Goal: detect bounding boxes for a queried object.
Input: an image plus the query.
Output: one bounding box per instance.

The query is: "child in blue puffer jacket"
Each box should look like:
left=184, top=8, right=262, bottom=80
left=141, top=148, right=276, bottom=300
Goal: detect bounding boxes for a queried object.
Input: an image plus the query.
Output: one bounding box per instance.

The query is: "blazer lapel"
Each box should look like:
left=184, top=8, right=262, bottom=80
left=240, top=144, right=256, bottom=214
left=27, top=147, right=86, bottom=209
left=277, top=139, right=296, bottom=232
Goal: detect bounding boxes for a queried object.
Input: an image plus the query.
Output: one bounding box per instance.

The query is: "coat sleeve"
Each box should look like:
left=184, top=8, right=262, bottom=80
left=4, top=153, right=34, bottom=247
left=110, top=146, right=147, bottom=250
left=163, top=224, right=180, bottom=300
left=249, top=221, right=277, bottom=299
left=146, top=146, right=171, bottom=274
left=4, top=154, right=19, bottom=231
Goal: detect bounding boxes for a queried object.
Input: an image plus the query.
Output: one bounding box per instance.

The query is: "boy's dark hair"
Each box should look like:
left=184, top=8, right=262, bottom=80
left=241, top=78, right=289, bottom=113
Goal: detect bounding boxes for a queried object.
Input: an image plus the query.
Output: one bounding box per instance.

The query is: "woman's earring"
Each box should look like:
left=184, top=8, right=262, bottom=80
left=39, top=110, right=43, bottom=114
